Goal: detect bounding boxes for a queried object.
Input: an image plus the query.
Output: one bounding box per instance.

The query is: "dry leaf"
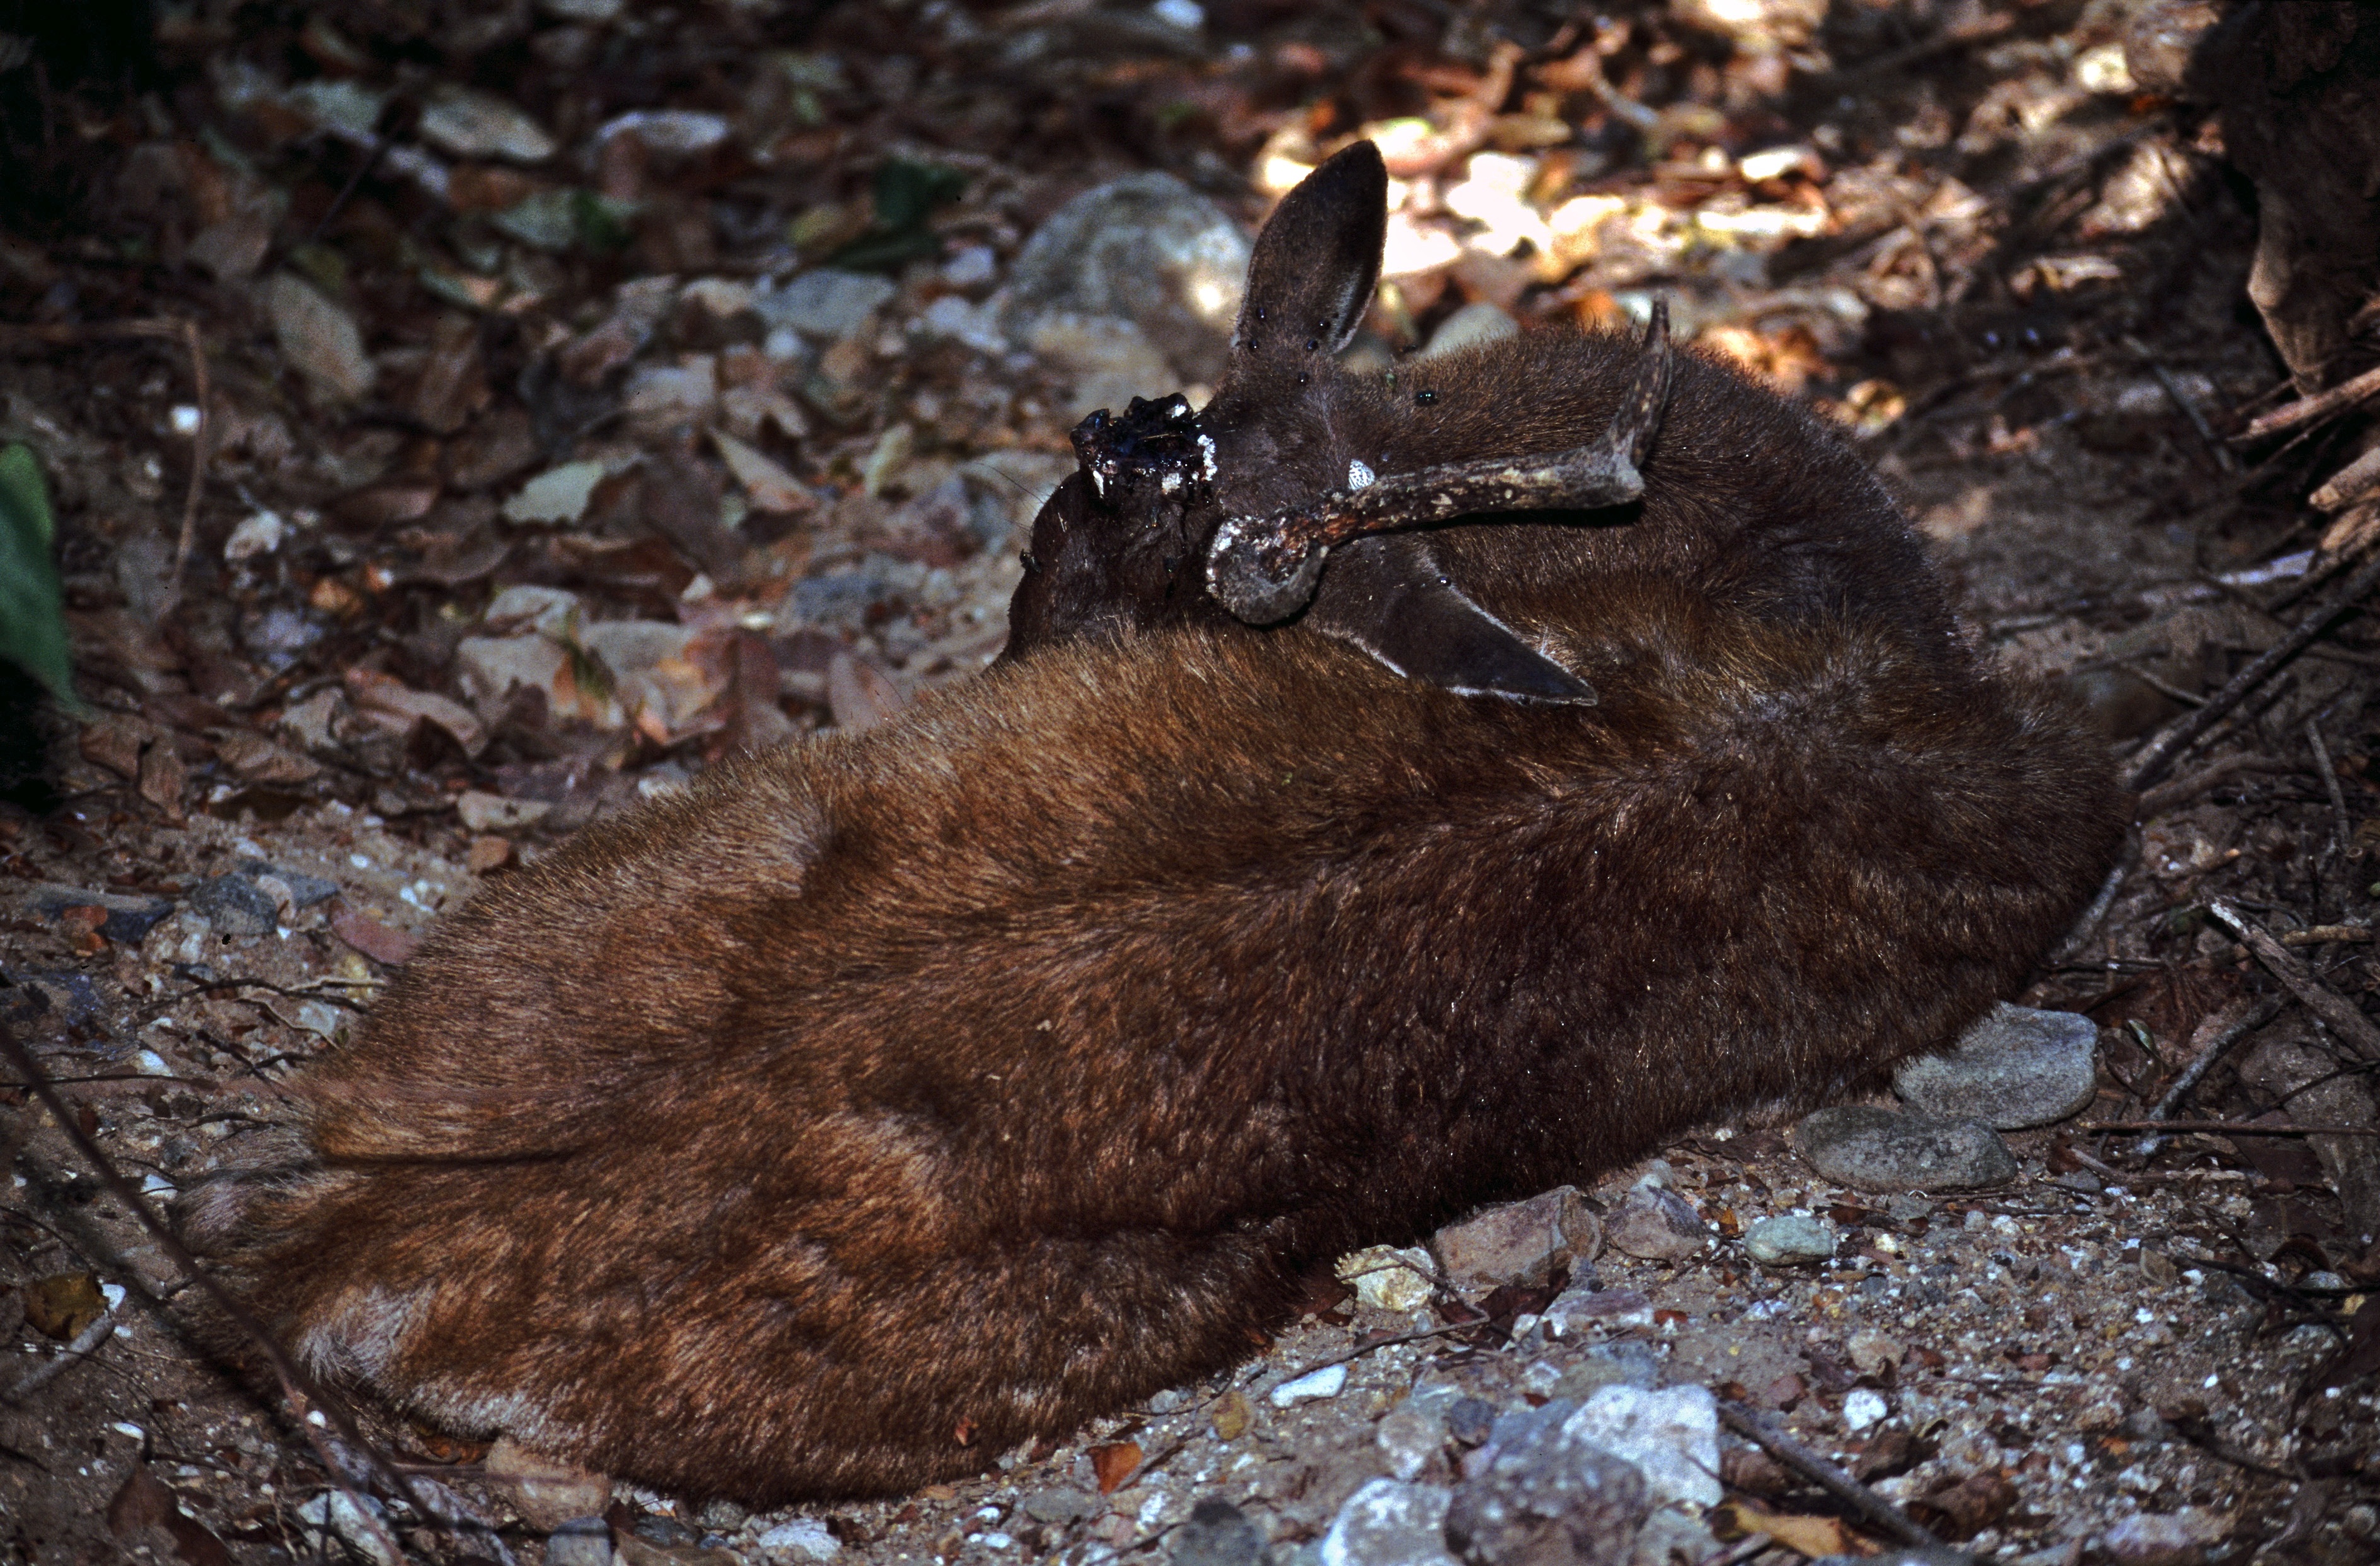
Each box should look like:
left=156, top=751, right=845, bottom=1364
left=1090, top=1440, right=1141, bottom=1494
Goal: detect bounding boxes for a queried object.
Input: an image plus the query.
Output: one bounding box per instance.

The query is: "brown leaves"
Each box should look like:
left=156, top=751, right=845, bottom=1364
left=332, top=908, right=422, bottom=968
left=1089, top=1440, right=1142, bottom=1494
left=22, top=1272, right=106, bottom=1340
left=107, top=1468, right=231, bottom=1566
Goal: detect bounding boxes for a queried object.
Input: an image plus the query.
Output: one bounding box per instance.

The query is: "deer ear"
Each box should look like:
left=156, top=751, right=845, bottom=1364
left=1231, top=140, right=1387, bottom=360
left=1306, top=536, right=1597, bottom=703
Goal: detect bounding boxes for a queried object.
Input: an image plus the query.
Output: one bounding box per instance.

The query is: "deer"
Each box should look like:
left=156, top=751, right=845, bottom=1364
left=184, top=142, right=2122, bottom=1507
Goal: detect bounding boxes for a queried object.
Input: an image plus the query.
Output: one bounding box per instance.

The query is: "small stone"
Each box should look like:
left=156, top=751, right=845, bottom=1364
left=755, top=1519, right=843, bottom=1562
left=756, top=269, right=898, bottom=342
left=215, top=731, right=323, bottom=784
left=1320, top=1478, right=1457, bottom=1566
left=1377, top=1401, right=1449, bottom=1482
left=1212, top=1388, right=1252, bottom=1441
left=2101, top=1508, right=2229, bottom=1566
left=1172, top=1499, right=1267, bottom=1566
left=1603, top=1186, right=1707, bottom=1263
left=1431, top=1186, right=1600, bottom=1294
left=467, top=835, right=515, bottom=874
left=1445, top=1400, right=1648, bottom=1566
left=1337, top=1244, right=1438, bottom=1311
left=1446, top=1398, right=1498, bottom=1448
left=1840, top=1389, right=1889, bottom=1432
left=1893, top=1004, right=2100, bottom=1129
left=1551, top=1342, right=1660, bottom=1400
left=1542, top=1285, right=1653, bottom=1335
left=1845, top=1330, right=1905, bottom=1374
left=1271, top=1364, right=1348, bottom=1407
left=189, top=873, right=277, bottom=937
left=693, top=1499, right=748, bottom=1530
left=1743, top=1214, right=1835, bottom=1267
left=1792, top=1106, right=2016, bottom=1192
left=484, top=1437, right=609, bottom=1532
left=1020, top=1488, right=1099, bottom=1525
left=1559, top=1385, right=1719, bottom=1510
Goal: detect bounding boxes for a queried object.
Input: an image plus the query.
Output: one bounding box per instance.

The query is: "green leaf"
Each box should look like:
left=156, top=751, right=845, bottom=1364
left=828, top=160, right=967, bottom=272
left=0, top=443, right=81, bottom=714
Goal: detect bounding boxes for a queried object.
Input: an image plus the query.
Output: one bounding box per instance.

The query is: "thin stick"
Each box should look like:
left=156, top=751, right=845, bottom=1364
left=2, top=1309, right=117, bottom=1403
left=2131, top=994, right=2284, bottom=1157
left=0, top=318, right=210, bottom=606
left=2239, top=360, right=2380, bottom=442
left=0, top=1019, right=432, bottom=1526
left=2047, top=831, right=2135, bottom=966
left=2306, top=717, right=2353, bottom=852
left=2207, top=900, right=2380, bottom=1060
left=1714, top=1400, right=1942, bottom=1550
left=2135, top=755, right=2291, bottom=818
left=2092, top=1119, right=2380, bottom=1135
left=2122, top=547, right=2380, bottom=791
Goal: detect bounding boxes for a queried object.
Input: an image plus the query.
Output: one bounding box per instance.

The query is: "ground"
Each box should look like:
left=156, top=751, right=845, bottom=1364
left=3, top=2, right=2377, bottom=1563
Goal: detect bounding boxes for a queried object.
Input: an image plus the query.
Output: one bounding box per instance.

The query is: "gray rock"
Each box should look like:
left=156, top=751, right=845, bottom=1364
left=1446, top=1398, right=1498, bottom=1447
left=1419, top=302, right=1519, bottom=360
left=1743, top=1214, right=1835, bottom=1266
left=1002, top=171, right=1250, bottom=387
left=1021, top=1487, right=1099, bottom=1524
left=188, top=873, right=277, bottom=937
left=1793, top=1106, right=2016, bottom=1192
left=1541, top=1284, right=1653, bottom=1335
left=1432, top=1186, right=1600, bottom=1294
left=756, top=269, right=897, bottom=342
left=1320, top=1478, right=1457, bottom=1566
left=543, top=1517, right=615, bottom=1566
left=1552, top=1342, right=1659, bottom=1400
left=1603, top=1186, right=1706, bottom=1263
left=693, top=1498, right=748, bottom=1529
left=1445, top=1400, right=1648, bottom=1566
left=1378, top=1400, right=1452, bottom=1482
left=1559, top=1386, right=1719, bottom=1511
left=20, top=881, right=175, bottom=944
left=240, top=858, right=339, bottom=908
left=1628, top=1509, right=1721, bottom=1566
left=1173, top=1498, right=1269, bottom=1566
left=2100, top=1507, right=2230, bottom=1566
left=1893, top=1003, right=2099, bottom=1128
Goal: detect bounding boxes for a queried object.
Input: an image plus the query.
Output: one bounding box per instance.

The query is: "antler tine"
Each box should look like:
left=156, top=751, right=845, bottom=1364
left=1208, top=303, right=1676, bottom=625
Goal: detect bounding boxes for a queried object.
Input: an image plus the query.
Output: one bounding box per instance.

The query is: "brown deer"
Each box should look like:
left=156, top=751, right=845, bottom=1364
left=187, top=142, right=2122, bottom=1507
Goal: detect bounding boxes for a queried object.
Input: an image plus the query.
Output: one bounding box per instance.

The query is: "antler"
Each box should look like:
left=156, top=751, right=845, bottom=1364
left=1207, top=303, right=1676, bottom=625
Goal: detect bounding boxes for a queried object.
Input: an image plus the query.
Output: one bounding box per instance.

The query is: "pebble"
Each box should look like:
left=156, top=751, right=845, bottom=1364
left=21, top=881, right=175, bottom=944
left=1376, top=1401, right=1449, bottom=1482
left=1000, top=171, right=1250, bottom=388
left=755, top=270, right=897, bottom=344
left=755, top=1519, right=842, bottom=1562
left=1170, top=1499, right=1268, bottom=1566
left=1337, top=1244, right=1437, bottom=1312
left=1792, top=1105, right=2016, bottom=1192
left=2100, top=1509, right=2229, bottom=1566
left=1445, top=1397, right=1498, bottom=1448
left=1893, top=1003, right=2100, bottom=1128
left=1840, top=1388, right=1890, bottom=1432
left=1020, top=1488, right=1098, bottom=1525
left=239, top=859, right=338, bottom=908
left=1603, top=1185, right=1707, bottom=1262
left=188, top=873, right=278, bottom=937
left=416, top=85, right=558, bottom=162
left=265, top=273, right=375, bottom=401
left=1444, top=1398, right=1648, bottom=1566
left=504, top=460, right=610, bottom=525
left=1271, top=1364, right=1348, bottom=1407
left=457, top=791, right=555, bottom=834
left=1559, top=1385, right=1721, bottom=1509
left=1430, top=1186, right=1599, bottom=1293
left=1320, top=1479, right=1458, bottom=1566
left=1743, top=1214, right=1835, bottom=1266
left=1542, top=1283, right=1653, bottom=1335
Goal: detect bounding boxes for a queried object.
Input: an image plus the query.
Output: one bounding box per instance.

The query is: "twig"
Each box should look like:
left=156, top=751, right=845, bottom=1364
left=2094, top=1118, right=2376, bottom=1135
left=0, top=1020, right=434, bottom=1528
left=2047, top=830, right=2135, bottom=966
left=2, top=1309, right=117, bottom=1403
left=1695, top=1533, right=1774, bottom=1566
left=0, top=318, right=210, bottom=607
left=2122, top=547, right=2380, bottom=791
left=2207, top=901, right=2380, bottom=1061
left=2135, top=755, right=2291, bottom=818
left=2306, top=717, right=2354, bottom=854
left=2239, top=360, right=2380, bottom=442
left=2130, top=994, right=2284, bottom=1157
left=1714, top=1400, right=1941, bottom=1551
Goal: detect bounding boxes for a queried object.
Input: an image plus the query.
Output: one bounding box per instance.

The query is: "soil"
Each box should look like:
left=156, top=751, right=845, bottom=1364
left=3, top=3, right=2377, bottom=1564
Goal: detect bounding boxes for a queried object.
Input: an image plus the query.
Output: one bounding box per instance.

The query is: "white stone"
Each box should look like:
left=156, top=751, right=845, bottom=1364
left=1270, top=1364, right=1348, bottom=1406
left=1320, top=1479, right=1456, bottom=1566
left=758, top=1519, right=843, bottom=1562
left=1560, top=1384, right=1720, bottom=1509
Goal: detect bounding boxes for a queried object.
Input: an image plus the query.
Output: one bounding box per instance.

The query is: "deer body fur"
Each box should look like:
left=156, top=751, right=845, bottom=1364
left=192, top=144, right=2122, bottom=1506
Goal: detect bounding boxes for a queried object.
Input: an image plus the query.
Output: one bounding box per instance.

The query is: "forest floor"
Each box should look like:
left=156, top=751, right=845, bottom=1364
left=2, top=2, right=2377, bottom=1563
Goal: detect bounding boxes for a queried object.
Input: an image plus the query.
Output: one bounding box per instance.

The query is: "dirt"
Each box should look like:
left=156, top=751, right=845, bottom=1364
left=3, top=2, right=2378, bottom=1563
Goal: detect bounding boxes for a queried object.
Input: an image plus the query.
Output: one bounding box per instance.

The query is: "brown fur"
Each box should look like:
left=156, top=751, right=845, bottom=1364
left=188, top=145, right=2123, bottom=1507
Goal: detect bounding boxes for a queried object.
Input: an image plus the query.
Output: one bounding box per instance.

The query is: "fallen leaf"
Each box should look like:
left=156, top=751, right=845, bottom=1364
left=24, top=1270, right=105, bottom=1339
left=265, top=273, right=376, bottom=402
left=332, top=909, right=422, bottom=967
left=212, top=729, right=323, bottom=784
left=107, top=1468, right=233, bottom=1566
left=711, top=427, right=811, bottom=513
left=345, top=667, right=487, bottom=755
left=1090, top=1440, right=1141, bottom=1494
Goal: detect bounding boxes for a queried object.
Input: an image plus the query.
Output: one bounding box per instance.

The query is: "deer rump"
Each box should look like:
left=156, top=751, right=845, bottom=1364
left=193, top=144, right=2122, bottom=1507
